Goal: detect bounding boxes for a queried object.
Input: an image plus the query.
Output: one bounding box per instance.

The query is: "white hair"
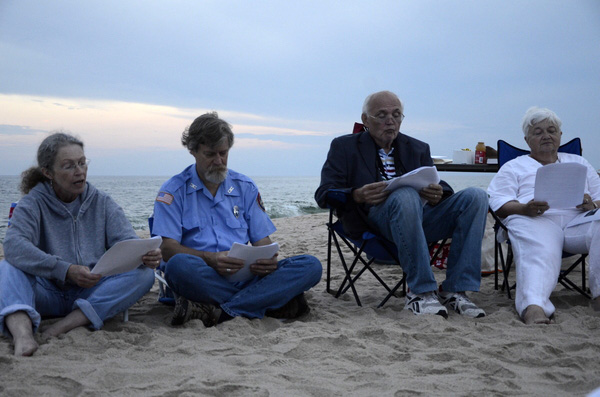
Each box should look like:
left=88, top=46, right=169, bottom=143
left=521, top=106, right=562, bottom=136
left=362, top=91, right=404, bottom=116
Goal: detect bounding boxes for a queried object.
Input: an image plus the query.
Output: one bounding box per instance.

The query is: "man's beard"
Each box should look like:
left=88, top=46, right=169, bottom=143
left=204, top=167, right=228, bottom=184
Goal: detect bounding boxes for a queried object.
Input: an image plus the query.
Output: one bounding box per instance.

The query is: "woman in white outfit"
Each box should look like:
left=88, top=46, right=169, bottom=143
left=488, top=107, right=600, bottom=324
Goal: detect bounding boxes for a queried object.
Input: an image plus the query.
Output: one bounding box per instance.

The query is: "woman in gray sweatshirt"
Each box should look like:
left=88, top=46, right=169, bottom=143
left=0, top=132, right=162, bottom=356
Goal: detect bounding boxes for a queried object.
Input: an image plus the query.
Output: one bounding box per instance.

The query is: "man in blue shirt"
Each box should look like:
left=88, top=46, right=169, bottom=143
left=152, top=112, right=322, bottom=326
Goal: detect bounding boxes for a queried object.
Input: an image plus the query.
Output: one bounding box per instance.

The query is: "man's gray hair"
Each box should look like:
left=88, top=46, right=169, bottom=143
left=362, top=91, right=404, bottom=116
left=521, top=106, right=562, bottom=136
left=181, top=112, right=234, bottom=152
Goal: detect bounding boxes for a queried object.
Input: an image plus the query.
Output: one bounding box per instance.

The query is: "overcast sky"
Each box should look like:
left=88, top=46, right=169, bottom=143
left=1, top=0, right=599, bottom=176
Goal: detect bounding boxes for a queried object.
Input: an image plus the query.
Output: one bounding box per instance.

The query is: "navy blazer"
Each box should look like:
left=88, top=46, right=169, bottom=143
left=315, top=130, right=453, bottom=237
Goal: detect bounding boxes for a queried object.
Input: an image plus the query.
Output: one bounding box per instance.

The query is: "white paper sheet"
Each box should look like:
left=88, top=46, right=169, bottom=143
left=225, top=242, right=280, bottom=283
left=384, top=166, right=441, bottom=192
left=566, top=208, right=600, bottom=228
left=534, top=163, right=586, bottom=209
left=91, top=236, right=162, bottom=277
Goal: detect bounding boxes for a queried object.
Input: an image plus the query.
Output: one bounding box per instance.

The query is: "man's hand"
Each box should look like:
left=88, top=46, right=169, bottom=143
left=211, top=252, right=244, bottom=277
left=250, top=253, right=279, bottom=277
left=352, top=181, right=390, bottom=205
left=420, top=184, right=444, bottom=206
left=66, top=264, right=102, bottom=288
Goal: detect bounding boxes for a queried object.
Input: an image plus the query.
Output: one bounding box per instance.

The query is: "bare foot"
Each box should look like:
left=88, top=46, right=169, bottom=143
left=592, top=296, right=600, bottom=312
left=523, top=305, right=552, bottom=325
left=5, top=311, right=39, bottom=356
left=14, top=335, right=39, bottom=357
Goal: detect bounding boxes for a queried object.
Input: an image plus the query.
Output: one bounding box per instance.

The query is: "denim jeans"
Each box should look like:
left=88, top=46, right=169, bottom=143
left=368, top=186, right=488, bottom=294
left=164, top=254, right=322, bottom=318
left=0, top=259, right=155, bottom=335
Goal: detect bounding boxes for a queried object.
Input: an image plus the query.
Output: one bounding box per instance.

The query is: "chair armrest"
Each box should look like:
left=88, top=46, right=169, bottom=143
left=489, top=206, right=509, bottom=243
left=326, top=189, right=350, bottom=208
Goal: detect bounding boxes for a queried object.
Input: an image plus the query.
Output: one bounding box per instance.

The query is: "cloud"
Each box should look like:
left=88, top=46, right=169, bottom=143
left=0, top=124, right=47, bottom=136
left=234, top=138, right=314, bottom=150
left=233, top=124, right=330, bottom=137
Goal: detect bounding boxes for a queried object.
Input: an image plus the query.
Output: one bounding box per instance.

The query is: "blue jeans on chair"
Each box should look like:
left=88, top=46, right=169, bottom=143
left=368, top=186, right=488, bottom=295
left=0, top=259, right=155, bottom=335
left=164, top=254, right=322, bottom=319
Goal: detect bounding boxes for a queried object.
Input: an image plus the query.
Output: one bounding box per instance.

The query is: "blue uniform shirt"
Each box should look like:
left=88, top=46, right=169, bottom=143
left=152, top=165, right=276, bottom=252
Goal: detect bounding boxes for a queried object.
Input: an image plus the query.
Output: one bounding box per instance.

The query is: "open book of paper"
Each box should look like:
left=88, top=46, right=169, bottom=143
left=91, top=236, right=162, bottom=277
left=226, top=242, right=280, bottom=283
left=566, top=208, right=600, bottom=228
left=534, top=162, right=586, bottom=209
left=383, top=166, right=441, bottom=192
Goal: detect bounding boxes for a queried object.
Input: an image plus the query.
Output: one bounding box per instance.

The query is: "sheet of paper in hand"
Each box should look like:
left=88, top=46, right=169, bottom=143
left=91, top=236, right=162, bottom=277
left=384, top=166, right=441, bottom=192
left=534, top=162, right=586, bottom=209
left=226, top=242, right=280, bottom=283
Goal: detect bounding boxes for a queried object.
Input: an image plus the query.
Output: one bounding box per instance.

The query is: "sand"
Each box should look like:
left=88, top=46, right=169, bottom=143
left=1, top=213, right=600, bottom=396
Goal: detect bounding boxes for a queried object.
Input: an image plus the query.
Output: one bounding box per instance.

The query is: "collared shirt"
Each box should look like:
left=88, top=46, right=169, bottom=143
left=377, top=147, right=396, bottom=180
left=152, top=164, right=276, bottom=252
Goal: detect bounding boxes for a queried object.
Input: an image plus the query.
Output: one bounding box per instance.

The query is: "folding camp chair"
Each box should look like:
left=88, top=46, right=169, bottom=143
left=491, top=138, right=591, bottom=299
left=7, top=202, right=131, bottom=321
left=325, top=190, right=450, bottom=308
left=148, top=216, right=177, bottom=305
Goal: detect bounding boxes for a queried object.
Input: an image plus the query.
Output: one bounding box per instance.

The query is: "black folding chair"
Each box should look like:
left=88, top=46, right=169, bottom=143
left=492, top=138, right=591, bottom=299
left=325, top=190, right=448, bottom=308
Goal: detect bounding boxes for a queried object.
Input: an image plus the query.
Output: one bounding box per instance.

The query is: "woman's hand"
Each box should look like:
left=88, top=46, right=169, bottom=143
left=576, top=194, right=598, bottom=211
left=524, top=199, right=549, bottom=217
left=142, top=248, right=162, bottom=269
left=66, top=264, right=102, bottom=288
left=250, top=253, right=279, bottom=277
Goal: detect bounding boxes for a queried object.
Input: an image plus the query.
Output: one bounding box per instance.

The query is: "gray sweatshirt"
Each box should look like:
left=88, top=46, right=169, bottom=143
left=3, top=181, right=137, bottom=285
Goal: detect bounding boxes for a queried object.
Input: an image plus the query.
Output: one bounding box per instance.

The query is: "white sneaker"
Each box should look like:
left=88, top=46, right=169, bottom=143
left=438, top=291, right=486, bottom=318
left=405, top=291, right=448, bottom=318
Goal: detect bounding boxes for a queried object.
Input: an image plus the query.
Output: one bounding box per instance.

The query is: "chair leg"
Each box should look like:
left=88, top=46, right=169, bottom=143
left=331, top=232, right=362, bottom=306
left=123, top=309, right=129, bottom=322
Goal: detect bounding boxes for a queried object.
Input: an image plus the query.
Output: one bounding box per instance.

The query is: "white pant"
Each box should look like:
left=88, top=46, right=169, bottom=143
left=506, top=211, right=600, bottom=317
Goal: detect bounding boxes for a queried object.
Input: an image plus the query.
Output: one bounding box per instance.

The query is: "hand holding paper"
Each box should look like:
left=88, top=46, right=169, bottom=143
left=384, top=166, right=440, bottom=192
left=91, top=236, right=162, bottom=277
left=225, top=242, right=279, bottom=282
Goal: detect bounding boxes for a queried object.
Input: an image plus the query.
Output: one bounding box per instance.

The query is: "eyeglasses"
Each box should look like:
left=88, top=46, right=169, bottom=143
left=368, top=111, right=405, bottom=123
left=59, top=158, right=90, bottom=172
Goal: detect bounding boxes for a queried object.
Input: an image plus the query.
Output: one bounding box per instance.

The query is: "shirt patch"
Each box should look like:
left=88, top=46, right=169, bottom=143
left=156, top=191, right=174, bottom=205
left=257, top=192, right=266, bottom=212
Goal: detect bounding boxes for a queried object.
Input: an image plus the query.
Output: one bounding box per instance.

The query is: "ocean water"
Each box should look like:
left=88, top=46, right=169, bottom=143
left=0, top=172, right=494, bottom=242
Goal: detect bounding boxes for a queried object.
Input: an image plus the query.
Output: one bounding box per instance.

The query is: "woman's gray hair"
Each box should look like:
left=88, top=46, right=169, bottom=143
left=181, top=112, right=234, bottom=152
left=362, top=91, right=404, bottom=116
left=20, top=131, right=84, bottom=194
left=521, top=106, right=562, bottom=136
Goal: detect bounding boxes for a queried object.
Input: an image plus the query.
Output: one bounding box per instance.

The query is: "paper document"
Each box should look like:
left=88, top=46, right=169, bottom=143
left=384, top=166, right=441, bottom=192
left=226, top=242, right=280, bottom=283
left=534, top=163, right=586, bottom=209
left=566, top=208, right=600, bottom=228
left=91, top=236, right=162, bottom=277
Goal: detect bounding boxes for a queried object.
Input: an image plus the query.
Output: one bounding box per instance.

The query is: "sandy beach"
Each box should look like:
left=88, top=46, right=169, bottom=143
left=1, top=212, right=599, bottom=396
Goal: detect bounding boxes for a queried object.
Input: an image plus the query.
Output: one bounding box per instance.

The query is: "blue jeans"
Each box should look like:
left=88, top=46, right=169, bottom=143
left=0, top=259, right=155, bottom=335
left=164, top=254, right=322, bottom=318
left=368, top=186, right=488, bottom=294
